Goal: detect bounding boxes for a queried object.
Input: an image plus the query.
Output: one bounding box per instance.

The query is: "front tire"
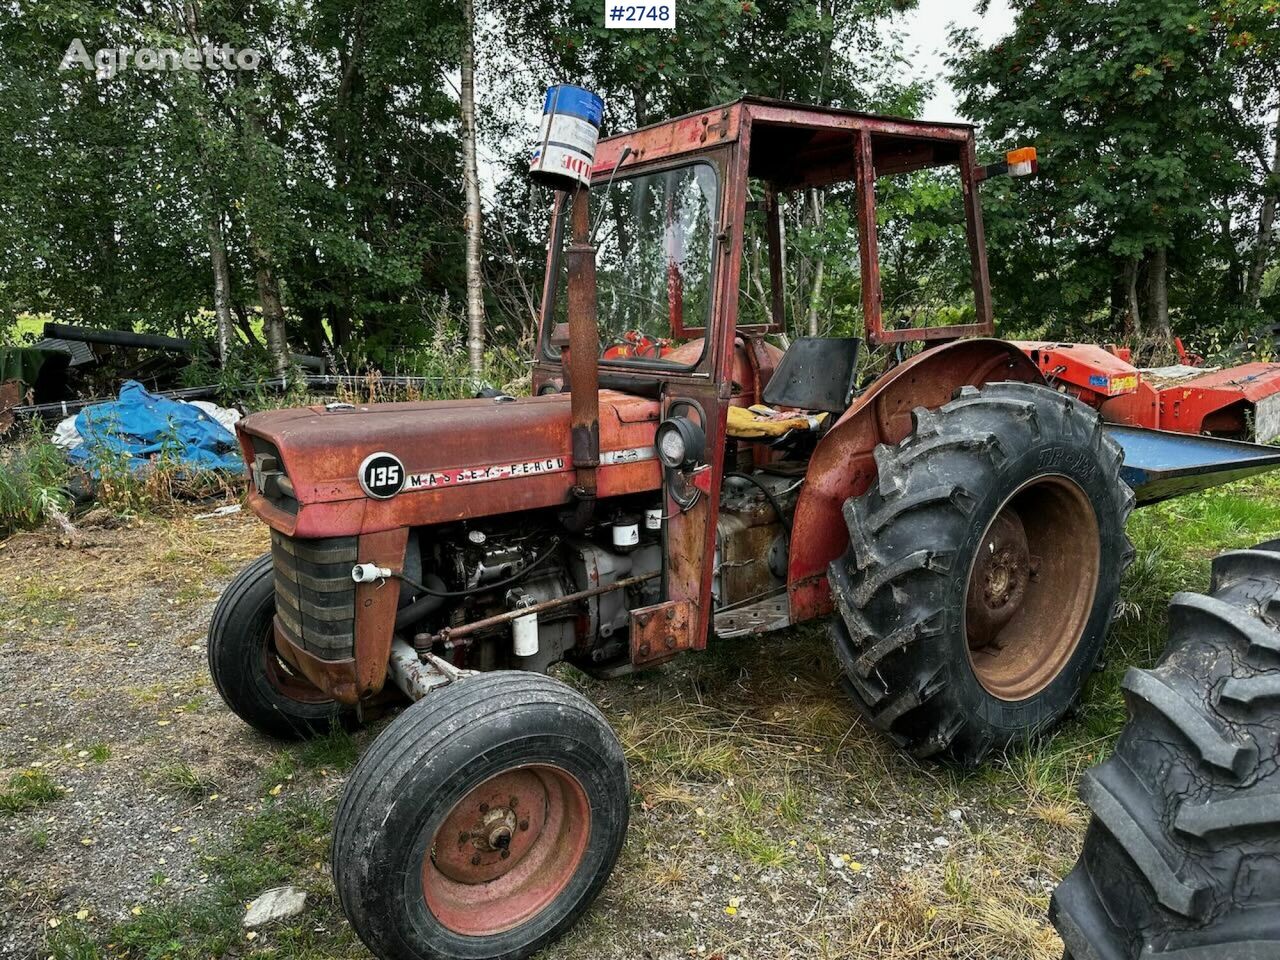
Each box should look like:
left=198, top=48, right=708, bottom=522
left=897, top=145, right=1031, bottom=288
left=828, top=382, right=1135, bottom=765
left=208, top=552, right=352, bottom=739
left=333, top=671, right=629, bottom=960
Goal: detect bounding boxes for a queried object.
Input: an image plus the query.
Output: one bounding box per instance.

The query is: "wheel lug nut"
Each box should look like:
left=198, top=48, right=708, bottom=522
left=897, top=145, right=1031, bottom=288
left=479, top=802, right=488, bottom=813
left=500, top=849, right=510, bottom=859
left=471, top=854, right=481, bottom=865
left=458, top=832, right=469, bottom=845
left=519, top=820, right=529, bottom=831
left=510, top=796, right=518, bottom=807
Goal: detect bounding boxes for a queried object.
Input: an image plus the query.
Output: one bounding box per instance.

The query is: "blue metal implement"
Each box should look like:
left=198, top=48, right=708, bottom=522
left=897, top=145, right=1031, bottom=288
left=1103, top=424, right=1280, bottom=505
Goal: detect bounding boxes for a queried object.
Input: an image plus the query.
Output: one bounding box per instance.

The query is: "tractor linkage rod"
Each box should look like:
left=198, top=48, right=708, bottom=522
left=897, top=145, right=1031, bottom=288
left=413, top=571, right=660, bottom=652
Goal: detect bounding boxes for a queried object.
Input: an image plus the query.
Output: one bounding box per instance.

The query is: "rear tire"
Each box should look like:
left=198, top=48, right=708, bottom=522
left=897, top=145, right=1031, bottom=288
left=333, top=671, right=630, bottom=960
left=828, top=382, right=1135, bottom=765
left=1050, top=543, right=1280, bottom=959
left=208, top=552, right=352, bottom=739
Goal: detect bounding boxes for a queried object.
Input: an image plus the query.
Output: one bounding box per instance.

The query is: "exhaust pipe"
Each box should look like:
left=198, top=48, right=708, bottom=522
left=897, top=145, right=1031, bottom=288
left=566, top=188, right=600, bottom=506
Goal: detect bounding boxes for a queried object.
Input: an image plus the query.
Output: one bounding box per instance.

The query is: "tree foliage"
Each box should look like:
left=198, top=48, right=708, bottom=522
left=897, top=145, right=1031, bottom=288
left=950, top=0, right=1280, bottom=353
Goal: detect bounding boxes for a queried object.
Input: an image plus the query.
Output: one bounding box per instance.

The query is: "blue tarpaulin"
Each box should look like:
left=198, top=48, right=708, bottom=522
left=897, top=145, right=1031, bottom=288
left=67, top=380, right=242, bottom=473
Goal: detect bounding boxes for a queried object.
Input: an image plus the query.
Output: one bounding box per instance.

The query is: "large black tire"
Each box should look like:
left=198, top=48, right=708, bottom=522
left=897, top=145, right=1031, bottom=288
left=333, top=671, right=629, bottom=960
left=828, top=382, right=1135, bottom=765
left=1051, top=543, right=1280, bottom=959
left=208, top=552, right=352, bottom=739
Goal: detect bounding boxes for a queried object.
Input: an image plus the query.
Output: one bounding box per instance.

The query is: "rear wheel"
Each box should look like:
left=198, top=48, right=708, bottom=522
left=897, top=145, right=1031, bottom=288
left=333, top=671, right=629, bottom=960
left=1051, top=543, right=1280, bottom=959
left=208, top=552, right=352, bottom=739
left=828, top=382, right=1135, bottom=765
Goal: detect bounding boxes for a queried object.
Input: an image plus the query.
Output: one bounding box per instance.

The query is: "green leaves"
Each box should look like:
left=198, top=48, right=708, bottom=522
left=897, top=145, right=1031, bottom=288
left=949, top=0, right=1280, bottom=343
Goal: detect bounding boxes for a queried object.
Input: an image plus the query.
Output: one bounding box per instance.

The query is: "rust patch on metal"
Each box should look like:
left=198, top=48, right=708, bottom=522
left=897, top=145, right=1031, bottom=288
left=0, top=380, right=22, bottom=434
left=788, top=339, right=1043, bottom=621
left=629, top=599, right=695, bottom=667
left=353, top=527, right=407, bottom=697
left=273, top=619, right=360, bottom=704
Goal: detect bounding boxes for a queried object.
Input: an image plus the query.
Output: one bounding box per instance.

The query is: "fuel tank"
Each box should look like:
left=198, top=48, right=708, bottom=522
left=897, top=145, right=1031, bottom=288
left=237, top=391, right=663, bottom=538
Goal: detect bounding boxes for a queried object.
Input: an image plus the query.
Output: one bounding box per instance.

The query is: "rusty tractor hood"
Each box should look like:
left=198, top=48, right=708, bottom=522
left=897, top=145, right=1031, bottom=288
left=237, top=391, right=663, bottom=538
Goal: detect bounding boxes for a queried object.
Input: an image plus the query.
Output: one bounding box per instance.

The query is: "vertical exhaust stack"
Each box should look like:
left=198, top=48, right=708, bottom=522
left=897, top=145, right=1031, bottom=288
left=566, top=189, right=600, bottom=504
left=530, top=83, right=606, bottom=515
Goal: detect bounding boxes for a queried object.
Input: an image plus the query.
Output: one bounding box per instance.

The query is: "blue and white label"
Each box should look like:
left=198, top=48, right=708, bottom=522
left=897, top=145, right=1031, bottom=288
left=605, top=1, right=675, bottom=29
left=530, top=84, right=605, bottom=188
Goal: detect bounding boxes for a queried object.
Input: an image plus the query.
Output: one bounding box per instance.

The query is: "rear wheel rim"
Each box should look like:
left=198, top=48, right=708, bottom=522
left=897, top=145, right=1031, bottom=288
left=964, top=475, right=1101, bottom=701
left=423, top=764, right=591, bottom=936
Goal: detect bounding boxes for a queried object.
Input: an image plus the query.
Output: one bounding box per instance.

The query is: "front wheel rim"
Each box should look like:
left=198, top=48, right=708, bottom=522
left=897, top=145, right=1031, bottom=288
left=423, top=764, right=591, bottom=936
left=964, top=474, right=1101, bottom=701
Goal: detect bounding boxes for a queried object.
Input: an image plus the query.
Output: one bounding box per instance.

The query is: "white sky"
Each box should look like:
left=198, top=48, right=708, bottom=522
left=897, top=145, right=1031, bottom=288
left=895, top=0, right=1015, bottom=123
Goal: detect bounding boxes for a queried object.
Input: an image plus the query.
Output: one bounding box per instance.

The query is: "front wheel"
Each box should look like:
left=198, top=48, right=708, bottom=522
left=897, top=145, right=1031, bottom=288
left=208, top=552, right=353, bottom=739
left=332, top=671, right=629, bottom=960
left=828, top=382, right=1136, bottom=765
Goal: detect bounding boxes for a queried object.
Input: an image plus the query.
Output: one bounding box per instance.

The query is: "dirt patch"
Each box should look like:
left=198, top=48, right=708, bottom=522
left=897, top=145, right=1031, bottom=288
left=1, top=508, right=1077, bottom=960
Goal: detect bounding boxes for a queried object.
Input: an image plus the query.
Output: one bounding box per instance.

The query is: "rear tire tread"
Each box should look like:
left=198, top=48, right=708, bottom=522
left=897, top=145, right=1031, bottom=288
left=1050, top=543, right=1280, bottom=959
left=829, top=381, right=1133, bottom=765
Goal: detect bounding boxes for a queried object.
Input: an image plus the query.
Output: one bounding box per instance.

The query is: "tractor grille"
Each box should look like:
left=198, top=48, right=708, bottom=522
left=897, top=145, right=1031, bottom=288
left=271, top=531, right=358, bottom=662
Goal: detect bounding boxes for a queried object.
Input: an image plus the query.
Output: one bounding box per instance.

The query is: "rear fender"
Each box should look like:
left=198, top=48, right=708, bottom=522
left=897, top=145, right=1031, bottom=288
left=787, top=339, right=1043, bottom=621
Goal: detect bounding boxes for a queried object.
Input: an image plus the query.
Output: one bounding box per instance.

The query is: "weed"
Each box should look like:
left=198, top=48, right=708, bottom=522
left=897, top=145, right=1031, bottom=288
left=778, top=777, right=805, bottom=825
left=720, top=818, right=790, bottom=869
left=0, top=426, right=70, bottom=534
left=259, top=753, right=298, bottom=795
left=0, top=770, right=64, bottom=816
left=87, top=743, right=111, bottom=762
left=736, top=782, right=765, bottom=816
left=154, top=762, right=216, bottom=800
left=297, top=725, right=359, bottom=772
left=28, top=828, right=49, bottom=850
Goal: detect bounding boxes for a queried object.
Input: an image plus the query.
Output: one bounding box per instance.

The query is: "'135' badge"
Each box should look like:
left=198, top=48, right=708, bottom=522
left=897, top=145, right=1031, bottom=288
left=358, top=452, right=405, bottom=499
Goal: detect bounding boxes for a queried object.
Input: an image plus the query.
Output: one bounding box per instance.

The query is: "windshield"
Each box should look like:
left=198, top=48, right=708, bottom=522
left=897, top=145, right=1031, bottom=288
left=543, top=162, right=720, bottom=367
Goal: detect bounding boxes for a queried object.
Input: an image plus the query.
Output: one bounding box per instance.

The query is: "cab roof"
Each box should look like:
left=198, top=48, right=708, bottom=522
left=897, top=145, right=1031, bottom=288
left=593, top=96, right=977, bottom=189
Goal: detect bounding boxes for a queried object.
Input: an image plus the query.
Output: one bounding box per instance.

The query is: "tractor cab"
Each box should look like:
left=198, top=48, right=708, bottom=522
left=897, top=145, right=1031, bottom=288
left=529, top=97, right=1024, bottom=645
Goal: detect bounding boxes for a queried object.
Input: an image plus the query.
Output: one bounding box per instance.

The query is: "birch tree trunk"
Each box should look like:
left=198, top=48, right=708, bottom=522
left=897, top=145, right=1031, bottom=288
left=183, top=2, right=236, bottom=364
left=206, top=213, right=234, bottom=362
left=1122, top=255, right=1141, bottom=341
left=805, top=189, right=824, bottom=337
left=1245, top=114, right=1280, bottom=308
left=461, top=0, right=486, bottom=381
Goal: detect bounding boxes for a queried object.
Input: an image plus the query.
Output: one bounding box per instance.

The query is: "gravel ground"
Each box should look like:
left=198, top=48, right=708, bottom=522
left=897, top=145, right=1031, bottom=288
left=0, top=508, right=1076, bottom=960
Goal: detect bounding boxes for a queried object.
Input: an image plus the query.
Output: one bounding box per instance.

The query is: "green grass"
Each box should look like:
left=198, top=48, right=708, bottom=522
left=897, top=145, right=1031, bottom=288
left=49, top=800, right=355, bottom=960
left=0, top=770, right=65, bottom=816
left=259, top=753, right=299, bottom=795
left=154, top=762, right=217, bottom=801
left=296, top=726, right=359, bottom=772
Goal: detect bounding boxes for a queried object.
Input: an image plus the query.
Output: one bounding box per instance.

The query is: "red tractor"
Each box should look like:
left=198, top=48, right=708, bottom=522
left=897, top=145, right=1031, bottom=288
left=209, top=97, right=1280, bottom=960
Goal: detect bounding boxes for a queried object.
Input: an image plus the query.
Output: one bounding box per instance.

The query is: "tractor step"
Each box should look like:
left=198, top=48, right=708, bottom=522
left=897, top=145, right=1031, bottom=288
left=713, top=591, right=791, bottom=638
left=1104, top=424, right=1280, bottom=506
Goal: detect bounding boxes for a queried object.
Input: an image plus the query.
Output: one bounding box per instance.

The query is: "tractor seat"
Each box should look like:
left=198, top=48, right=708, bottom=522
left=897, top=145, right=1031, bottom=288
left=760, top=336, right=861, bottom=414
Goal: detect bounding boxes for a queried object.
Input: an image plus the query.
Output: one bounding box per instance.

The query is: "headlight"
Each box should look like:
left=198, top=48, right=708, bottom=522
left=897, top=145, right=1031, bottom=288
left=656, top=416, right=704, bottom=469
